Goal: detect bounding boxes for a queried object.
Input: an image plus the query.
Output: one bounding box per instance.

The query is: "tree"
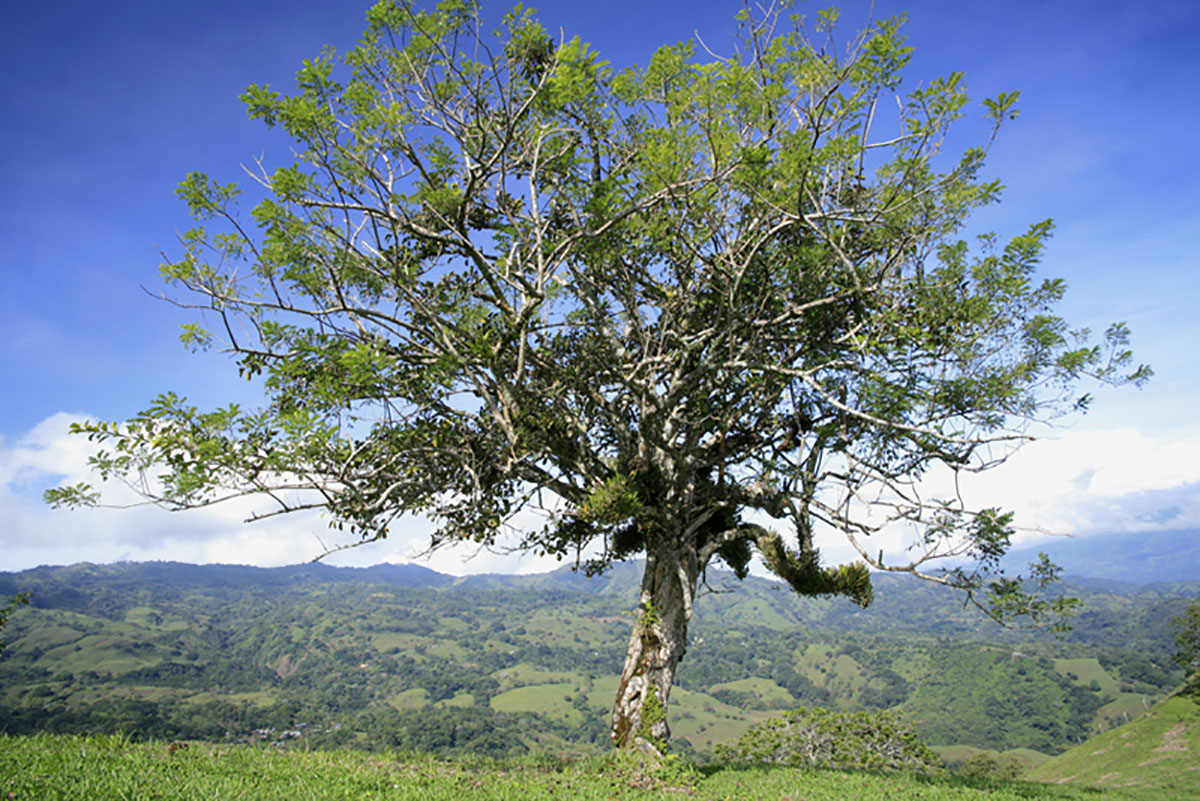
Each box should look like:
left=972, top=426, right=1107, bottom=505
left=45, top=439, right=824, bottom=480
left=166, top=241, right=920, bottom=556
left=1172, top=599, right=1200, bottom=696
left=47, top=1, right=1148, bottom=749
left=713, top=706, right=940, bottom=773
left=0, top=593, right=30, bottom=656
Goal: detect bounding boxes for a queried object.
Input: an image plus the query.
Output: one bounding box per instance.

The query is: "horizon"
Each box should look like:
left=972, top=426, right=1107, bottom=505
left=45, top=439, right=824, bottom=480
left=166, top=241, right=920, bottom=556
left=5, top=527, right=1197, bottom=587
left=2, top=0, right=1197, bottom=575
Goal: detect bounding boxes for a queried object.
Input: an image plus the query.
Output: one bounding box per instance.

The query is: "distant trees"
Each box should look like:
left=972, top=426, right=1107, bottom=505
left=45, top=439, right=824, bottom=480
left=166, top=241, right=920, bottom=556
left=1172, top=599, right=1200, bottom=696
left=0, top=593, right=30, bottom=656
left=371, top=706, right=532, bottom=757
left=6, top=559, right=1192, bottom=758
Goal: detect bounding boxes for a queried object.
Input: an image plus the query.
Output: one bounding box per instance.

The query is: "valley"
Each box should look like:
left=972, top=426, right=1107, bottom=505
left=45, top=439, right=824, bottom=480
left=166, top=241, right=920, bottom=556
left=0, top=561, right=1191, bottom=762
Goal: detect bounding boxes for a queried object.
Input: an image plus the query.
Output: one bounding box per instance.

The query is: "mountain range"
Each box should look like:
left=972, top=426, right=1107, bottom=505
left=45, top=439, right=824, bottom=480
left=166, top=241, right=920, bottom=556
left=1004, top=528, right=1199, bottom=585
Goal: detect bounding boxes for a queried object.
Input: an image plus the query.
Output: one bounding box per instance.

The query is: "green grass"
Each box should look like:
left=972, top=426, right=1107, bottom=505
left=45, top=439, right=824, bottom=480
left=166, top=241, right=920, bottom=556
left=1051, top=659, right=1166, bottom=734
left=1053, top=658, right=1119, bottom=695
left=371, top=632, right=431, bottom=655
left=892, top=650, right=933, bottom=683
left=181, top=690, right=274, bottom=707
left=795, top=643, right=868, bottom=699
left=1029, top=694, right=1199, bottom=797
left=717, top=597, right=795, bottom=629
left=1095, top=693, right=1158, bottom=729
left=492, top=663, right=579, bottom=690
left=39, top=632, right=162, bottom=674
left=0, top=733, right=1168, bottom=801
left=490, top=683, right=582, bottom=725
left=14, top=623, right=84, bottom=651
left=1004, top=747, right=1053, bottom=768
left=388, top=688, right=430, bottom=709
left=427, top=641, right=469, bottom=660
left=934, top=744, right=1052, bottom=770
left=584, top=675, right=621, bottom=710
left=708, top=676, right=796, bottom=706
left=663, top=686, right=772, bottom=751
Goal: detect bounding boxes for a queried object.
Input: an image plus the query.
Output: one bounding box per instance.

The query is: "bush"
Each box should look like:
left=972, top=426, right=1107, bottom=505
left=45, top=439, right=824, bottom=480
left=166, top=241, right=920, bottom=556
left=714, top=706, right=941, bottom=774
left=958, top=751, right=1025, bottom=781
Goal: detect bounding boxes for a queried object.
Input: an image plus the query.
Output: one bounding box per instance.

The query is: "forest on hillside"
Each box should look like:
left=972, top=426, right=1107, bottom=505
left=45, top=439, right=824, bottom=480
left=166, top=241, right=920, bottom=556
left=0, top=562, right=1191, bottom=759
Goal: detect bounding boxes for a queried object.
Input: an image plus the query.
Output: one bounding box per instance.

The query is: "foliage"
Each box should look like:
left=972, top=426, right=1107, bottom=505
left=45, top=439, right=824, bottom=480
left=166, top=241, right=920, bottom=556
left=633, top=684, right=667, bottom=752
left=713, top=706, right=940, bottom=773
left=364, top=705, right=532, bottom=758
left=899, top=646, right=1105, bottom=752
left=0, top=593, right=30, bottom=656
left=1171, top=598, right=1200, bottom=696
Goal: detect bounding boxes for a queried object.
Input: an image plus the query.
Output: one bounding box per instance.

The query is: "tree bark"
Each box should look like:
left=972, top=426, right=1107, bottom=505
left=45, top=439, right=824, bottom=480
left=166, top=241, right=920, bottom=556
left=610, top=545, right=700, bottom=750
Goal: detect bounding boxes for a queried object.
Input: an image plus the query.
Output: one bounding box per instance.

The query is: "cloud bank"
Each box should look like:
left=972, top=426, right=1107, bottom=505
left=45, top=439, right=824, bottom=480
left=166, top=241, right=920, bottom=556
left=3, top=413, right=1198, bottom=575
left=0, top=412, right=563, bottom=575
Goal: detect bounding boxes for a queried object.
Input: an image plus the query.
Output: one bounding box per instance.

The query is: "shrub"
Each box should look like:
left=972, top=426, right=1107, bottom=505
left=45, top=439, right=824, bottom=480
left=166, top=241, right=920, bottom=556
left=714, top=706, right=941, bottom=774
left=958, top=751, right=1025, bottom=781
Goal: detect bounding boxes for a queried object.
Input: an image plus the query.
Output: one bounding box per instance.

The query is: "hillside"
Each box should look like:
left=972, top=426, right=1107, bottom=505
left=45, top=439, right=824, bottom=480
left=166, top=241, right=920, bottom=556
left=0, top=561, right=1190, bottom=760
left=1028, top=694, right=1200, bottom=796
left=5, top=556, right=1193, bottom=648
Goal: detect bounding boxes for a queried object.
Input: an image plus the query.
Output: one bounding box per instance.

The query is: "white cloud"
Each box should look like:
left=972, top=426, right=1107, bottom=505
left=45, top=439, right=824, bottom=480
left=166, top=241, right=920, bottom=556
left=955, top=426, right=1200, bottom=543
left=0, top=411, right=560, bottom=575
left=801, top=424, right=1200, bottom=569
left=3, top=413, right=1198, bottom=576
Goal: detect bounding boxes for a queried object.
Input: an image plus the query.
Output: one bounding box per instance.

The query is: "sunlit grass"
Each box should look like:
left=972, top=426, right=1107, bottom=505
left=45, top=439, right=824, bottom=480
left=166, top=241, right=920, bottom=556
left=0, top=733, right=1174, bottom=801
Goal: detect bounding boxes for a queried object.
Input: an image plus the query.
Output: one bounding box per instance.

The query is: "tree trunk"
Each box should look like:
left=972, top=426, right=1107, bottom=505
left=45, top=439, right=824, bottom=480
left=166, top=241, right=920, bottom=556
left=611, top=546, right=699, bottom=750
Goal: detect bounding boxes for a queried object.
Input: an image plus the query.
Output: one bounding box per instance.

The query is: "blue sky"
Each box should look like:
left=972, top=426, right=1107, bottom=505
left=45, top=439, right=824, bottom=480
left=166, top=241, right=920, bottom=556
left=2, top=0, right=1197, bottom=574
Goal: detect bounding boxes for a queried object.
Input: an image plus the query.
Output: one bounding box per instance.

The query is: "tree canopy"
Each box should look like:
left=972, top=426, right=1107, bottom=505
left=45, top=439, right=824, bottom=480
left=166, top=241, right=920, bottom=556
left=47, top=0, right=1148, bottom=749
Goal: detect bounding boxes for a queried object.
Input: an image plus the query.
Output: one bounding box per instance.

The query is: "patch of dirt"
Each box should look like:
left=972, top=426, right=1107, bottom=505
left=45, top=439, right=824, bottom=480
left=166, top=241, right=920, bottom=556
left=275, top=653, right=303, bottom=679
left=1152, top=722, right=1189, bottom=754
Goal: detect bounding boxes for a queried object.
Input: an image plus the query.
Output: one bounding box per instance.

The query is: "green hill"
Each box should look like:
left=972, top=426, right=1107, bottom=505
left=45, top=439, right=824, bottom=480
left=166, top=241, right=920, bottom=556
left=0, top=561, right=1190, bottom=761
left=1028, top=694, right=1200, bottom=797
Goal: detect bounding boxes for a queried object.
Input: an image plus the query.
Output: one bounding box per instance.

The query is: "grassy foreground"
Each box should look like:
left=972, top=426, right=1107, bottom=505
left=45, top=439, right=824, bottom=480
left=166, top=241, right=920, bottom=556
left=0, top=734, right=1175, bottom=801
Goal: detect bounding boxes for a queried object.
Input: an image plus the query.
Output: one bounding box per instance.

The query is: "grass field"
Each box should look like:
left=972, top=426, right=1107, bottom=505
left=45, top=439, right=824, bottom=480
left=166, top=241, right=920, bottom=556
left=0, top=733, right=1176, bottom=801
left=933, top=745, right=1052, bottom=770
left=1028, top=694, right=1199, bottom=797
left=708, top=676, right=795, bottom=706
left=1053, top=657, right=1119, bottom=695
left=1095, top=693, right=1158, bottom=729
left=794, top=643, right=868, bottom=699
left=490, top=683, right=582, bottom=725
left=388, top=688, right=431, bottom=709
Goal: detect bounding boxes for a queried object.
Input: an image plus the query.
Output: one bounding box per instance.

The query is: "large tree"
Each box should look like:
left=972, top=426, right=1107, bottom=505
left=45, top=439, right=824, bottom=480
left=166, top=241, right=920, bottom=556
left=48, top=0, right=1147, bottom=750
